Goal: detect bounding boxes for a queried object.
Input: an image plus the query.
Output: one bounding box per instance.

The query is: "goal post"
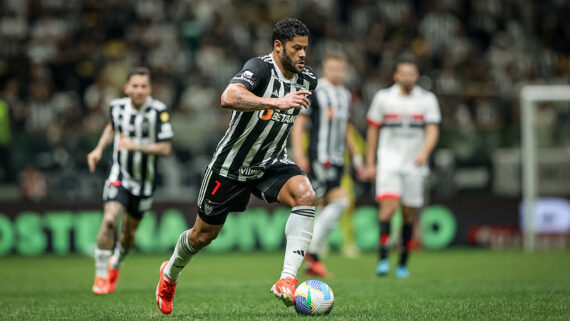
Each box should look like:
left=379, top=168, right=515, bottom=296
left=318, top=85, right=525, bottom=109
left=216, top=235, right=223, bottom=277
left=520, top=85, right=570, bottom=251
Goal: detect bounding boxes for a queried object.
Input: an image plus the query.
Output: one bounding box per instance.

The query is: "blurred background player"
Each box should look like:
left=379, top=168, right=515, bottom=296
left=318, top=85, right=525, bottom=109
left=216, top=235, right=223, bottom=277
left=155, top=18, right=318, bottom=314
left=87, top=67, right=173, bottom=294
left=366, top=59, right=440, bottom=278
left=291, top=51, right=366, bottom=277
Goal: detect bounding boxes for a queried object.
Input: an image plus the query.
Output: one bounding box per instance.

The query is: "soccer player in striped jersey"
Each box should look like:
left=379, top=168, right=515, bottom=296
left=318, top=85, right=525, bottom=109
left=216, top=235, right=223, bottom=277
left=291, top=51, right=366, bottom=277
left=87, top=67, right=173, bottom=294
left=156, top=18, right=318, bottom=314
left=366, top=59, right=441, bottom=278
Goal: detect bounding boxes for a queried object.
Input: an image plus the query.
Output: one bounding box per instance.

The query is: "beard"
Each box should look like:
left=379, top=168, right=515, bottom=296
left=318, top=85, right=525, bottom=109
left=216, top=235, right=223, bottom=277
left=281, top=50, right=302, bottom=74
left=133, top=96, right=146, bottom=106
left=397, top=80, right=415, bottom=94
left=402, top=84, right=414, bottom=93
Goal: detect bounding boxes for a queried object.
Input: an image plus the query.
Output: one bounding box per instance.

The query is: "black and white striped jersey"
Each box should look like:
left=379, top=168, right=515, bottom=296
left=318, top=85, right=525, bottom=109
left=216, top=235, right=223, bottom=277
left=301, top=78, right=351, bottom=166
left=106, top=96, right=173, bottom=197
left=208, top=53, right=318, bottom=181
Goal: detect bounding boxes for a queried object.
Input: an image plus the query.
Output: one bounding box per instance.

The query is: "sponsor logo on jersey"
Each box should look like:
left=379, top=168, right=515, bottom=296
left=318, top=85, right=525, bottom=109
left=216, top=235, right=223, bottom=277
left=239, top=166, right=264, bottom=177
left=257, top=109, right=297, bottom=124
left=234, top=70, right=255, bottom=86
left=260, top=109, right=274, bottom=120
left=204, top=200, right=213, bottom=215
left=271, top=112, right=297, bottom=124
left=160, top=112, right=169, bottom=123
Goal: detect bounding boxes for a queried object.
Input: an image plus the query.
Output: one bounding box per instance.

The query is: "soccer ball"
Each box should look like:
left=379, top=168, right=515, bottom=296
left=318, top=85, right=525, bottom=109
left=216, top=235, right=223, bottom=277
left=294, top=280, right=334, bottom=315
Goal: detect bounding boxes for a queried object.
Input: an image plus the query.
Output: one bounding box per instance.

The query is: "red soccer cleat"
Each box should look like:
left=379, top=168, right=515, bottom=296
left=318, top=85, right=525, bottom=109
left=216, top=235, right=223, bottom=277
left=107, top=265, right=119, bottom=293
left=305, top=253, right=332, bottom=278
left=92, top=276, right=109, bottom=295
left=156, top=261, right=177, bottom=314
left=270, top=278, right=298, bottom=307
left=305, top=261, right=333, bottom=278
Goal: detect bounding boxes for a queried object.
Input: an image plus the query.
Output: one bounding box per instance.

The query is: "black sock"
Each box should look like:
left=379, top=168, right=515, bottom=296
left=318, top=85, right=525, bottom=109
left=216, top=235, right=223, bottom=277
left=308, top=252, right=320, bottom=262
left=379, top=221, right=391, bottom=260
left=399, top=223, right=413, bottom=266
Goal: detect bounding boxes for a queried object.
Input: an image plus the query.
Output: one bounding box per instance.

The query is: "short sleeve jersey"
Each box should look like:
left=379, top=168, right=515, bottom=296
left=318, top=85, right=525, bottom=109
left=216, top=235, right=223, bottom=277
left=107, top=96, right=173, bottom=196
left=366, top=85, right=440, bottom=173
left=300, top=77, right=351, bottom=166
left=208, top=53, right=318, bottom=181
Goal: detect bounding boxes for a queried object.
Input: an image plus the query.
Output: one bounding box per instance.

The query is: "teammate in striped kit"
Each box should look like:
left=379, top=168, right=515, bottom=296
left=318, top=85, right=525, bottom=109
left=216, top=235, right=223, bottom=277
left=155, top=18, right=318, bottom=314
left=87, top=67, right=173, bottom=294
left=366, top=60, right=440, bottom=278
left=291, top=51, right=366, bottom=277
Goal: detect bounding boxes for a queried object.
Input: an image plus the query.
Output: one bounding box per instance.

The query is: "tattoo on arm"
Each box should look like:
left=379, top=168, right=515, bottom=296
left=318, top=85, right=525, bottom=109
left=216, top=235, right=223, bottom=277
left=235, top=97, right=267, bottom=112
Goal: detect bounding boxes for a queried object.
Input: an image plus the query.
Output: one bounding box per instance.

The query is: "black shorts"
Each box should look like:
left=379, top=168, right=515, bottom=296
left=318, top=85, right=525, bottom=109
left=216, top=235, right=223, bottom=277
left=197, top=161, right=306, bottom=225
left=102, top=181, right=152, bottom=220
left=309, top=161, right=344, bottom=198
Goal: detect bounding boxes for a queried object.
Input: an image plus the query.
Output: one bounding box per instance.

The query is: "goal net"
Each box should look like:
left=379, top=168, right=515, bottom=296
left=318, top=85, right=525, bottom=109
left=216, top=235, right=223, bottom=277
left=520, top=85, right=570, bottom=250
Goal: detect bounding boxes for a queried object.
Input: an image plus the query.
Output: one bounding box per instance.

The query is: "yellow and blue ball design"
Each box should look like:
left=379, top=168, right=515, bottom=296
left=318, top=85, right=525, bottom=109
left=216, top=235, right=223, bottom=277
left=294, top=280, right=334, bottom=315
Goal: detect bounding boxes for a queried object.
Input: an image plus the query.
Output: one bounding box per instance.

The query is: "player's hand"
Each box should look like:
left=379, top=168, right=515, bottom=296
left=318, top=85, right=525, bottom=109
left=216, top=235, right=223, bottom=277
left=118, top=135, right=138, bottom=151
left=355, top=163, right=368, bottom=182
left=274, top=90, right=311, bottom=111
left=296, top=156, right=310, bottom=174
left=414, top=150, right=429, bottom=166
left=366, top=164, right=376, bottom=182
left=87, top=148, right=102, bottom=173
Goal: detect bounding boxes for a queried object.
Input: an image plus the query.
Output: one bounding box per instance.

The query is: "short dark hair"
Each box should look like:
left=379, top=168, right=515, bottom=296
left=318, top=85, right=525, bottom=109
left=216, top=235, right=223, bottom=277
left=323, top=51, right=347, bottom=63
left=394, top=56, right=418, bottom=73
left=127, top=67, right=151, bottom=82
left=272, top=18, right=309, bottom=45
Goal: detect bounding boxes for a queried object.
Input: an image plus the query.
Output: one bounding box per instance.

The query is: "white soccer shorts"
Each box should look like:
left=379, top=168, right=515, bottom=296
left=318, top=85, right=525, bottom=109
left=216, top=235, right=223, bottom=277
left=375, top=169, right=425, bottom=208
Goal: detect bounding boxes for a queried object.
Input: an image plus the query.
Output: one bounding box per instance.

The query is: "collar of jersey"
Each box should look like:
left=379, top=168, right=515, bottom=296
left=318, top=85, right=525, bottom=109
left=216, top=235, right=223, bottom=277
left=392, top=84, right=419, bottom=97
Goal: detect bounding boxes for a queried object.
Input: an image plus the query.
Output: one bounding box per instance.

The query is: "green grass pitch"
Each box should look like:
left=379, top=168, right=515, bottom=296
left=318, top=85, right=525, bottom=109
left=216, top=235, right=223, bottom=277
left=1, top=250, right=569, bottom=320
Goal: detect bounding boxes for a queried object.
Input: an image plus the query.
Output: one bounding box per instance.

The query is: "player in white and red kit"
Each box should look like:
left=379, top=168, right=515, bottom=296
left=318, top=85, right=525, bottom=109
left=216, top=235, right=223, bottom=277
left=365, top=60, right=440, bottom=278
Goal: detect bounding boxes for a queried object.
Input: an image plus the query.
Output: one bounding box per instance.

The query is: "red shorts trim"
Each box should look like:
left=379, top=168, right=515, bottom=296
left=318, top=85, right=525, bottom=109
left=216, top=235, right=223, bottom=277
left=376, top=193, right=400, bottom=201
left=109, top=180, right=121, bottom=187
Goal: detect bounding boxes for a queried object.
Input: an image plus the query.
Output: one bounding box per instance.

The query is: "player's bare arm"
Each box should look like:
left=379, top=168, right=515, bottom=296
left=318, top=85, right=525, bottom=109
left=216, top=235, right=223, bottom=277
left=345, top=123, right=367, bottom=181
left=221, top=83, right=311, bottom=112
left=290, top=114, right=310, bottom=173
left=365, top=125, right=380, bottom=181
left=118, top=135, right=172, bottom=156
left=87, top=123, right=115, bottom=173
left=414, top=123, right=439, bottom=166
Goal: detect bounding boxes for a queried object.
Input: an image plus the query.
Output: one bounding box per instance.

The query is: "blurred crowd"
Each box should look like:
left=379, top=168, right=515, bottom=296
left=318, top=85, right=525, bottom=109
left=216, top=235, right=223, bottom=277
left=0, top=0, right=569, bottom=201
